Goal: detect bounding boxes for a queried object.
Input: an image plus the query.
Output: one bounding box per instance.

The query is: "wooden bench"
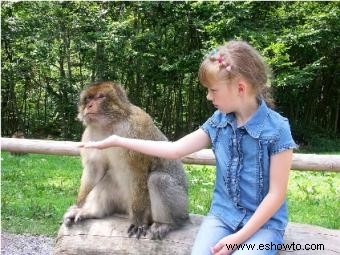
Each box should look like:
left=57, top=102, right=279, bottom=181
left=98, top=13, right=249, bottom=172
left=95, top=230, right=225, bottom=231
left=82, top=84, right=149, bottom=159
left=1, top=138, right=340, bottom=254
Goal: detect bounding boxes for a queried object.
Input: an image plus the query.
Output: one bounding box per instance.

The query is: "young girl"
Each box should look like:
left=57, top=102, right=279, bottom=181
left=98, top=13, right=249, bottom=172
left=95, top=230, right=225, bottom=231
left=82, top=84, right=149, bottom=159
left=81, top=40, right=297, bottom=255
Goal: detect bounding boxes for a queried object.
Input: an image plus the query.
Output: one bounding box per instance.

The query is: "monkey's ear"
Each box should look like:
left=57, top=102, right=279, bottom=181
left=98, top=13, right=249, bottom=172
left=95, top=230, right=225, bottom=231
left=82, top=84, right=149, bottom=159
left=112, top=83, right=130, bottom=103
left=78, top=90, right=87, bottom=106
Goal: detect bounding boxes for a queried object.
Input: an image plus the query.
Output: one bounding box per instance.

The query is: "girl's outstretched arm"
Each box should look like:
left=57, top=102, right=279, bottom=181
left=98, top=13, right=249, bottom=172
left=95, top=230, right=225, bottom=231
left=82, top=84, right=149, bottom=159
left=80, top=128, right=211, bottom=160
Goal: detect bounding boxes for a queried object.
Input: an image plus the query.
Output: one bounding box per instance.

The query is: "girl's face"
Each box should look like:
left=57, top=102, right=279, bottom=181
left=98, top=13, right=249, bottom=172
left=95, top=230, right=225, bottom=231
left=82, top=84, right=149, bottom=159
left=204, top=74, right=240, bottom=114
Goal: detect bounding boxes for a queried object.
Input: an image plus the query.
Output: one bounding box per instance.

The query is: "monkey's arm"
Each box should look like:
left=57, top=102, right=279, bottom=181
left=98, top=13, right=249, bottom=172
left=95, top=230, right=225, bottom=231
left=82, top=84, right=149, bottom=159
left=76, top=155, right=108, bottom=206
left=81, top=129, right=210, bottom=160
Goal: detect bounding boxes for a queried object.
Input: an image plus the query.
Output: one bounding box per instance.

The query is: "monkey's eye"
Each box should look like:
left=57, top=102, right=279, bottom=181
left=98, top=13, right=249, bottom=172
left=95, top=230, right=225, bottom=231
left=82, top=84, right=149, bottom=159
left=97, top=93, right=105, bottom=99
left=84, top=96, right=93, bottom=104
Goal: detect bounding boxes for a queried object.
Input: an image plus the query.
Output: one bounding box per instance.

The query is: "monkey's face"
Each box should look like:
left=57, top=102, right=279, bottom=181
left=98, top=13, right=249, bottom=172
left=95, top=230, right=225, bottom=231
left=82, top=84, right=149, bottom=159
left=78, top=81, right=131, bottom=127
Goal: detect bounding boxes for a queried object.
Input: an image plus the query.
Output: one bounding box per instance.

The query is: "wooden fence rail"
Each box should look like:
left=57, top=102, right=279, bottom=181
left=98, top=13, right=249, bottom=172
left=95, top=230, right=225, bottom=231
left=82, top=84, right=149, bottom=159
left=1, top=138, right=340, bottom=172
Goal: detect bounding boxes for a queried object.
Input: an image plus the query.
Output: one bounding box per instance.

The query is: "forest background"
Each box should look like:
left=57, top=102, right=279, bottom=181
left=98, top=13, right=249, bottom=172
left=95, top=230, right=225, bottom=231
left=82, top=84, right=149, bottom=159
left=2, top=1, right=340, bottom=152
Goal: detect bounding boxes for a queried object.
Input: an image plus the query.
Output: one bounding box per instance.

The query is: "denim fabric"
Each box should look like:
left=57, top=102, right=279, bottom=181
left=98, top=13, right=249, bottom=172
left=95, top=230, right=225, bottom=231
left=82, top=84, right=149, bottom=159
left=191, top=214, right=284, bottom=255
left=200, top=100, right=297, bottom=232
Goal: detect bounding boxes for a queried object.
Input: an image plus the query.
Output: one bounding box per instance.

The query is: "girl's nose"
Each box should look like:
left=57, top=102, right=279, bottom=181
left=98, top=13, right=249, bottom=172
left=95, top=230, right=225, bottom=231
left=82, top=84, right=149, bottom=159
left=206, top=91, right=213, bottom=101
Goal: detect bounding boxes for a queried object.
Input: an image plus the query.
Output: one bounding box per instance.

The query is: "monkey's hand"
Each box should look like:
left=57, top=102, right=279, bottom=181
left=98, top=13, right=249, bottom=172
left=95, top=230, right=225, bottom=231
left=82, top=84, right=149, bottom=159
left=63, top=205, right=81, bottom=226
left=63, top=205, right=96, bottom=226
left=79, top=135, right=118, bottom=150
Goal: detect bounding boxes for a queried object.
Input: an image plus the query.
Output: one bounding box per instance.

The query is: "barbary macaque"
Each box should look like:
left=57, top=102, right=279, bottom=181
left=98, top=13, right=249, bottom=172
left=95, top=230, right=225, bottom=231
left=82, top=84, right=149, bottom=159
left=12, top=131, right=25, bottom=139
left=63, top=81, right=189, bottom=239
left=10, top=131, right=27, bottom=156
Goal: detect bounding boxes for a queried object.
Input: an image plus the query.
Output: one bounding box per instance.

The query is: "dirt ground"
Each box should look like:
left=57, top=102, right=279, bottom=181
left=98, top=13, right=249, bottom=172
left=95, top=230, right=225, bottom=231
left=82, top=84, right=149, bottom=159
left=1, top=232, right=53, bottom=255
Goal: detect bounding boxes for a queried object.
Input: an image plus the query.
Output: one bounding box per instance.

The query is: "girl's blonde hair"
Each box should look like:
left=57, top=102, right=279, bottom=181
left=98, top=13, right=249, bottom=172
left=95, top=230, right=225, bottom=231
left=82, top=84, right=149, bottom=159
left=199, top=40, right=274, bottom=108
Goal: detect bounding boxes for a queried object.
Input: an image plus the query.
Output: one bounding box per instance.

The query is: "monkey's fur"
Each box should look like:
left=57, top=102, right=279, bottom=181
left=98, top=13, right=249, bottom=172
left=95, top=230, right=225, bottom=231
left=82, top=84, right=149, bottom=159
left=10, top=131, right=27, bottom=156
left=63, top=81, right=189, bottom=239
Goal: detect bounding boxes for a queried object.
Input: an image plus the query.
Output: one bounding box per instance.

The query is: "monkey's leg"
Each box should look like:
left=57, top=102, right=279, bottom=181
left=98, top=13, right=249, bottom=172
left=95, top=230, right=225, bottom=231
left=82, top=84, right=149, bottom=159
left=148, top=172, right=189, bottom=240
left=127, top=174, right=152, bottom=239
left=64, top=173, right=123, bottom=225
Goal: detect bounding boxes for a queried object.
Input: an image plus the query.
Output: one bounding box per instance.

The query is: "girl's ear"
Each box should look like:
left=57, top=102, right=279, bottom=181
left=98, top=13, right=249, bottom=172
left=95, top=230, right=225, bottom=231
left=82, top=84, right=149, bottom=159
left=237, top=80, right=246, bottom=95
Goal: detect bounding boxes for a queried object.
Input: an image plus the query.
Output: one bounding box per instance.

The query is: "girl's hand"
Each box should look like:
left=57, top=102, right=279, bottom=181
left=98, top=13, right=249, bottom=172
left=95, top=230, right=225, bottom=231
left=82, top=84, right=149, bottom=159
left=210, top=233, right=241, bottom=255
left=79, top=135, right=118, bottom=149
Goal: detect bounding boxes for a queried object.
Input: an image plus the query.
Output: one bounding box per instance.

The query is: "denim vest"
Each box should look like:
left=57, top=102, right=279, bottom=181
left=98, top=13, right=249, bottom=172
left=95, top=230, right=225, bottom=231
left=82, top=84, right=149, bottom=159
left=201, top=100, right=297, bottom=231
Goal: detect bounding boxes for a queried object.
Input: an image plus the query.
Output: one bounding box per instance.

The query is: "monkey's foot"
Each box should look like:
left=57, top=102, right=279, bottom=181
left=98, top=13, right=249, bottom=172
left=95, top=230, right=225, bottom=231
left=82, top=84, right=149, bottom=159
left=127, top=224, right=148, bottom=239
left=150, top=222, right=173, bottom=240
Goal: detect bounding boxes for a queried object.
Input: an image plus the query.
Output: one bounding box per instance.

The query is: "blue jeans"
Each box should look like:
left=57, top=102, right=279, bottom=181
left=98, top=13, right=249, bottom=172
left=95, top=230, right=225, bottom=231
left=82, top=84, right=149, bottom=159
left=191, top=214, right=284, bottom=255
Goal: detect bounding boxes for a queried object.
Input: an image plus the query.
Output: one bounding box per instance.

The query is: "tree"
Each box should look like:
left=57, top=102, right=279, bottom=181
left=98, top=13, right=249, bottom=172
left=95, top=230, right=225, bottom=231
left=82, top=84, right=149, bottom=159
left=1, top=2, right=339, bottom=144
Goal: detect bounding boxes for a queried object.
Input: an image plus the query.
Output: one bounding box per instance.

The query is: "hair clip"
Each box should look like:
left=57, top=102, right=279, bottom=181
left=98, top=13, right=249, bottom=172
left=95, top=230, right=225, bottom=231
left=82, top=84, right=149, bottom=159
left=216, top=54, right=224, bottom=64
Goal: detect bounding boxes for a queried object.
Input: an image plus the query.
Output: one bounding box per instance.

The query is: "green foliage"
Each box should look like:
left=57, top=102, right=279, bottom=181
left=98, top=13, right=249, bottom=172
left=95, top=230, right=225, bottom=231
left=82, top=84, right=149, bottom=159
left=2, top=152, right=338, bottom=236
left=1, top=2, right=339, bottom=141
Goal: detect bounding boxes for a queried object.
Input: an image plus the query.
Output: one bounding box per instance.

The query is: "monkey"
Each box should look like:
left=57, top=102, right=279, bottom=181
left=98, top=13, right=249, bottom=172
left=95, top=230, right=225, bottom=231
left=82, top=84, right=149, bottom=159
left=10, top=131, right=27, bottom=156
left=12, top=131, right=25, bottom=138
left=63, top=81, right=189, bottom=240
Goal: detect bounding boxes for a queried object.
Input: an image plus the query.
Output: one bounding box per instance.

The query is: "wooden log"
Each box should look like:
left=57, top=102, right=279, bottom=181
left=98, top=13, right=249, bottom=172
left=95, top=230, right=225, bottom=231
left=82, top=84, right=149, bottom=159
left=184, top=149, right=340, bottom=172
left=54, top=214, right=340, bottom=255
left=1, top=138, right=81, bottom=156
left=1, top=138, right=340, bottom=171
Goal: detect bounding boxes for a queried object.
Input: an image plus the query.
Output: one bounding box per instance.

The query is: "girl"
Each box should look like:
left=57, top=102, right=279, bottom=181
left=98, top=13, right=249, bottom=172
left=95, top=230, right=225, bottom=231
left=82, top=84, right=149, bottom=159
left=81, top=40, right=297, bottom=255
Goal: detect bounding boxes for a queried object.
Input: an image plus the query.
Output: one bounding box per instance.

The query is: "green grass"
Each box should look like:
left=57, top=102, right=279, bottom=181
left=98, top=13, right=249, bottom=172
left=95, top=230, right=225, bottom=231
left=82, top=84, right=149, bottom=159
left=287, top=171, right=340, bottom=228
left=1, top=152, right=82, bottom=236
left=186, top=165, right=215, bottom=215
left=1, top=152, right=339, bottom=236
